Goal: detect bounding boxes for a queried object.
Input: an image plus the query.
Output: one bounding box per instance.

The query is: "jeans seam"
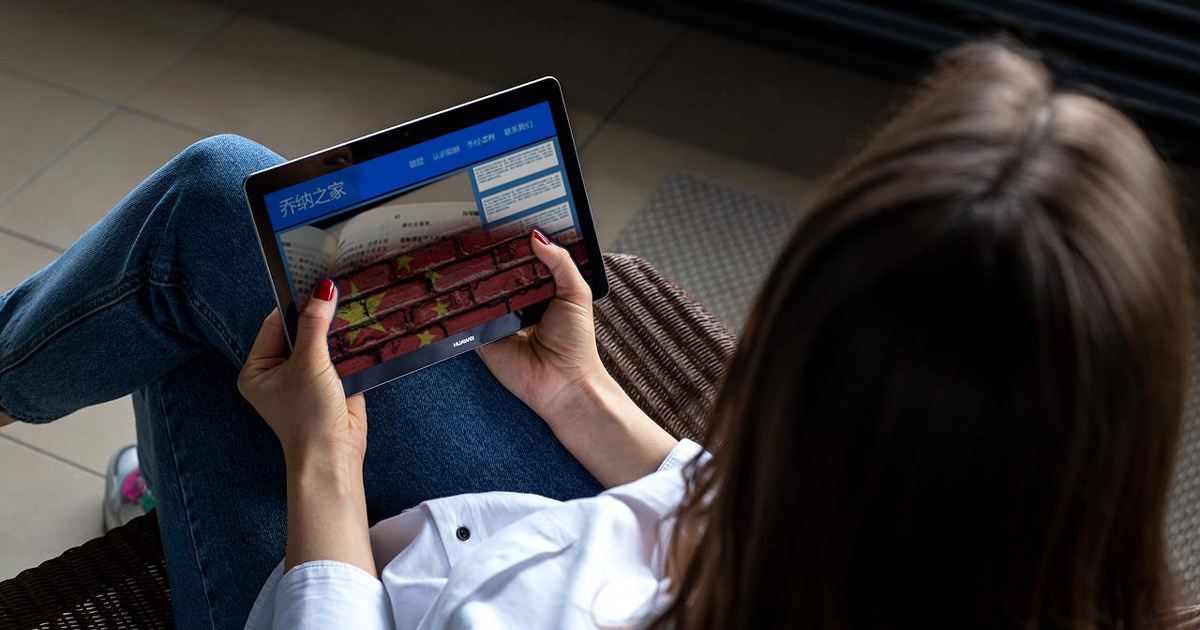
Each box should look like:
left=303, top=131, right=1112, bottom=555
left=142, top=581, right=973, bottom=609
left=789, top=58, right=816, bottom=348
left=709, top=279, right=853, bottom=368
left=0, top=270, right=244, bottom=390
left=156, top=377, right=219, bottom=630
left=0, top=276, right=150, bottom=422
left=0, top=275, right=146, bottom=378
left=145, top=275, right=245, bottom=367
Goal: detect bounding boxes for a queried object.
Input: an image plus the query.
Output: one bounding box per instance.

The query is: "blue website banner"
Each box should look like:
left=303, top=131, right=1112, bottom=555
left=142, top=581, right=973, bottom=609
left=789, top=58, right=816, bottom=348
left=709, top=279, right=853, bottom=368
left=265, top=101, right=556, bottom=232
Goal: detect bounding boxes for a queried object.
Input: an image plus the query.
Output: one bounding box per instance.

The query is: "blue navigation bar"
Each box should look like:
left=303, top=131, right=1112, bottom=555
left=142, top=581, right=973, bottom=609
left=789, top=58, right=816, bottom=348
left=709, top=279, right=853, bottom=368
left=265, top=102, right=556, bottom=232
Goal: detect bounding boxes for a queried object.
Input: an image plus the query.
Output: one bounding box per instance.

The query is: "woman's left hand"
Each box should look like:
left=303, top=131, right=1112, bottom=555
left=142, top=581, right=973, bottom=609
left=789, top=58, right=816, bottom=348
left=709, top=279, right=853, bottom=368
left=238, top=281, right=367, bottom=465
left=237, top=281, right=376, bottom=575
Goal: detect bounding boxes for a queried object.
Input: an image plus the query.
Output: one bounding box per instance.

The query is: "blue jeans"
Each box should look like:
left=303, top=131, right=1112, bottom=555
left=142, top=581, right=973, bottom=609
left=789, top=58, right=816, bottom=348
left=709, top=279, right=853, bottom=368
left=0, top=135, right=603, bottom=630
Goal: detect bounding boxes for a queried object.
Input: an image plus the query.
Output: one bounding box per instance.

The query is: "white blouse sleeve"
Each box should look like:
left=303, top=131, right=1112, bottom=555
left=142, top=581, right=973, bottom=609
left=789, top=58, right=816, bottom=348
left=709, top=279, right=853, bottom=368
left=268, top=561, right=393, bottom=630
left=657, top=438, right=706, bottom=473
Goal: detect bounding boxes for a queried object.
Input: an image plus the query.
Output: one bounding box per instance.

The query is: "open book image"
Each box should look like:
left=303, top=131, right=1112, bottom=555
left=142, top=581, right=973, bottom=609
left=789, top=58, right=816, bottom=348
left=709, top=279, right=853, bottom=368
left=280, top=199, right=481, bottom=302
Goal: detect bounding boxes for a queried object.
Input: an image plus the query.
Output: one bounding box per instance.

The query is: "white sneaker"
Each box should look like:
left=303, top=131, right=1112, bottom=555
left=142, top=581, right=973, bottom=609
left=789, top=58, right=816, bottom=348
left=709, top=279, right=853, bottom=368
left=103, top=444, right=151, bottom=531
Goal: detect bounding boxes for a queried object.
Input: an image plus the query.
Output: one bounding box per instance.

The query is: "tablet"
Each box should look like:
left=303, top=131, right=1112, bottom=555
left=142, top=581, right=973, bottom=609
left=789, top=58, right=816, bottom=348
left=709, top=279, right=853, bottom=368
left=244, top=77, right=608, bottom=395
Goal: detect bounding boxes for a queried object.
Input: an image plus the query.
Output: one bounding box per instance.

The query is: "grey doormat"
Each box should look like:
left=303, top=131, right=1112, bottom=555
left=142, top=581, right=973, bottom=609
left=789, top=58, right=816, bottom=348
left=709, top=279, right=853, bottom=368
left=614, top=167, right=1200, bottom=601
left=611, top=169, right=805, bottom=334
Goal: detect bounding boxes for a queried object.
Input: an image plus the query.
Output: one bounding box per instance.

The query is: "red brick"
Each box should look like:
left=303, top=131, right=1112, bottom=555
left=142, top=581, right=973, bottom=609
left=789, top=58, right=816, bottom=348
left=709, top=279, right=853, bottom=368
left=334, top=352, right=380, bottom=379
left=473, top=264, right=538, bottom=303
left=330, top=323, right=360, bottom=355
left=508, top=280, right=557, bottom=312
left=568, top=241, right=589, bottom=266
left=375, top=278, right=431, bottom=316
left=395, top=238, right=459, bottom=279
left=339, top=310, right=409, bottom=354
left=336, top=262, right=392, bottom=301
left=380, top=324, right=446, bottom=361
left=330, top=279, right=423, bottom=334
left=459, top=227, right=502, bottom=255
left=409, top=288, right=473, bottom=328
left=430, top=253, right=496, bottom=291
left=496, top=237, right=536, bottom=269
left=445, top=302, right=509, bottom=335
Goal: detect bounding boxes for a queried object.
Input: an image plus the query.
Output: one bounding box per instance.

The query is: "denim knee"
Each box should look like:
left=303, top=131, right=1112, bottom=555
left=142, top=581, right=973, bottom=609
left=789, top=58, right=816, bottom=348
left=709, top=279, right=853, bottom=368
left=156, top=135, right=283, bottom=246
left=169, top=134, right=280, bottom=195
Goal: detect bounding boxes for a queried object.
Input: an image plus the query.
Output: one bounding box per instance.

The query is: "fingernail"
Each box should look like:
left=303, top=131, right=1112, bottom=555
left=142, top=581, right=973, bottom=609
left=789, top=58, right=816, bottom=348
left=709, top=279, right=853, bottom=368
left=532, top=229, right=550, bottom=245
left=313, top=278, right=336, bottom=302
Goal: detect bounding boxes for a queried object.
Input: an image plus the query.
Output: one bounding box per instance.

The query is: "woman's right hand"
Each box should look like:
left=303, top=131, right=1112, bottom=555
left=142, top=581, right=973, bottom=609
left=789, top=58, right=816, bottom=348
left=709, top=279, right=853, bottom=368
left=478, top=230, right=677, bottom=487
left=476, top=230, right=608, bottom=424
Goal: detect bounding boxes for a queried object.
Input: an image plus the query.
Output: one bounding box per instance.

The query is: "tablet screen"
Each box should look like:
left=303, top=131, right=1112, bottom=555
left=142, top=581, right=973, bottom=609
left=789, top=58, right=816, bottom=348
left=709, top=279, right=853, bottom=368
left=262, top=101, right=589, bottom=379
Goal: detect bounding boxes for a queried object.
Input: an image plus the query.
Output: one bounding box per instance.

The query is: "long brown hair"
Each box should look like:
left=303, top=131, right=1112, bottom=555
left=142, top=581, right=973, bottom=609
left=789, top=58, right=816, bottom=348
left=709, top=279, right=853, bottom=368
left=649, top=40, right=1192, bottom=629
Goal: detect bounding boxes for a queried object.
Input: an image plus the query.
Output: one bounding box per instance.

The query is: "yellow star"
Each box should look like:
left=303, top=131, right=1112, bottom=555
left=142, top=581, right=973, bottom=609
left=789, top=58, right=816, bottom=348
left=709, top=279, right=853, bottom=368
left=335, top=283, right=386, bottom=345
left=429, top=298, right=449, bottom=318
left=394, top=254, right=413, bottom=274
left=425, top=269, right=442, bottom=286
left=417, top=329, right=437, bottom=347
left=333, top=283, right=364, bottom=322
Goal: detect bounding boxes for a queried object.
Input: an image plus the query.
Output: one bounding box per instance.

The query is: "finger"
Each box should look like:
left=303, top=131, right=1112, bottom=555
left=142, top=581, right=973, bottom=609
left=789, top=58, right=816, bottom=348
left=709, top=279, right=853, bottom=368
left=245, top=309, right=289, bottom=367
left=530, top=229, right=591, bottom=308
left=295, top=278, right=338, bottom=359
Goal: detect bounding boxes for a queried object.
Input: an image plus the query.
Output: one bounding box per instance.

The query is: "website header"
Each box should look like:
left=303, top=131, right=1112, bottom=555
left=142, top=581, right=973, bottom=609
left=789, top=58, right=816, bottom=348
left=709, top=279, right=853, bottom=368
left=265, top=102, right=556, bottom=232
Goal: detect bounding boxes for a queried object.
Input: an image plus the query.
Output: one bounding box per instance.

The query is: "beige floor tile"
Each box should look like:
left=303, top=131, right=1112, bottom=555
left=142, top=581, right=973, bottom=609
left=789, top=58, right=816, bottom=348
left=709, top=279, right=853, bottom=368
left=612, top=29, right=906, bottom=179
left=0, top=72, right=112, bottom=202
left=132, top=17, right=529, bottom=160
left=0, top=438, right=103, bottom=581
left=3, top=397, right=136, bottom=476
left=581, top=123, right=820, bottom=248
left=243, top=0, right=679, bottom=119
left=0, top=112, right=204, bottom=249
left=0, top=232, right=58, bottom=293
left=0, top=1, right=232, bottom=102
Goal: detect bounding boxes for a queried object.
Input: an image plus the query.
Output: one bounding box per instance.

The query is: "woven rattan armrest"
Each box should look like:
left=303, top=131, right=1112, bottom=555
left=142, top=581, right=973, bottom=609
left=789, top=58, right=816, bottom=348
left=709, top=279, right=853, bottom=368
left=0, top=510, right=171, bottom=629
left=594, top=253, right=736, bottom=443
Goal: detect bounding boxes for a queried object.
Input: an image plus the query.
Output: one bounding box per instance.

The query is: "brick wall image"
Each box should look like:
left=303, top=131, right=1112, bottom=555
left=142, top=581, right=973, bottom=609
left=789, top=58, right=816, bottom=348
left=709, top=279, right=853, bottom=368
left=326, top=226, right=589, bottom=378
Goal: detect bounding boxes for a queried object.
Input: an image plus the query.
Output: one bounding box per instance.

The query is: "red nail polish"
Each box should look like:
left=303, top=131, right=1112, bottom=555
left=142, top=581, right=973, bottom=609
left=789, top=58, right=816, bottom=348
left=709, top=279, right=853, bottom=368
left=313, top=278, right=336, bottom=302
left=532, top=229, right=550, bottom=245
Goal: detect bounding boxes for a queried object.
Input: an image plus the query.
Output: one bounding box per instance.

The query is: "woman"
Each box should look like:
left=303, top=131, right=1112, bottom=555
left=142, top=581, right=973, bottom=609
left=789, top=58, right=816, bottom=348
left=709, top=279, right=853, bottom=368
left=0, top=39, right=1190, bottom=629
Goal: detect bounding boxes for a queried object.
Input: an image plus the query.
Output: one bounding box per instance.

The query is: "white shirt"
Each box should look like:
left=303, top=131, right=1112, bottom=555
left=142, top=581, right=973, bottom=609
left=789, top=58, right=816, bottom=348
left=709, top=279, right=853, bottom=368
left=243, top=439, right=705, bottom=630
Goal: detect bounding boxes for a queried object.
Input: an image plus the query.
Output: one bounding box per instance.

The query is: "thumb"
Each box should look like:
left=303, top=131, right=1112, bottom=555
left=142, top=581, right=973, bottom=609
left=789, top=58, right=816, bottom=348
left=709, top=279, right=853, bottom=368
left=530, top=229, right=591, bottom=308
left=295, top=278, right=338, bottom=359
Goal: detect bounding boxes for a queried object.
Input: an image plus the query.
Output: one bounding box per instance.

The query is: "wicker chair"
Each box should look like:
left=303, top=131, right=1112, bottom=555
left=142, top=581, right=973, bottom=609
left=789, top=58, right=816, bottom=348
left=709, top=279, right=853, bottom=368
left=0, top=253, right=737, bottom=629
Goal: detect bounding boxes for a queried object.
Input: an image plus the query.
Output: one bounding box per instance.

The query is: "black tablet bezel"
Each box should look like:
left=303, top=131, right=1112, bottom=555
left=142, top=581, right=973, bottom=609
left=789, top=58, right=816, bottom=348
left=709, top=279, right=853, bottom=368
left=243, top=77, right=608, bottom=395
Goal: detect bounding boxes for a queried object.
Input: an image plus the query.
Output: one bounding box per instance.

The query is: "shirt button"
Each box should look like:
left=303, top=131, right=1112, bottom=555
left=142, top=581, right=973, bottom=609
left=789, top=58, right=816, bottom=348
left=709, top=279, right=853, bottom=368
left=456, top=526, right=471, bottom=541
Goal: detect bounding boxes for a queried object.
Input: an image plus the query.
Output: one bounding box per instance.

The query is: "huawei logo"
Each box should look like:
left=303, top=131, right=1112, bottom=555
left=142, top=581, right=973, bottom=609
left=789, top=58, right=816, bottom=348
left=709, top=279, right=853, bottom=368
left=453, top=335, right=476, bottom=348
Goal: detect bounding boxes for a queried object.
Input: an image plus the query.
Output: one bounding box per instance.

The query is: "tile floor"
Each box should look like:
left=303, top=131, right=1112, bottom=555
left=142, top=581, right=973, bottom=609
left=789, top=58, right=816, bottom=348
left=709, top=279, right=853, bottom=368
left=0, top=0, right=902, bottom=579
